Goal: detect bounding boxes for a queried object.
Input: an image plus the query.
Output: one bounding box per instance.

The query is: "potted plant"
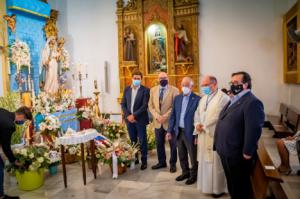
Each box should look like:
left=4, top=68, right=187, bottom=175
left=7, top=145, right=50, bottom=191
left=48, top=150, right=61, bottom=176
left=77, top=99, right=95, bottom=130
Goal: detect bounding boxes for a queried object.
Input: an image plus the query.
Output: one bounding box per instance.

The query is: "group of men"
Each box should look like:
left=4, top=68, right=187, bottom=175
left=121, top=70, right=265, bottom=199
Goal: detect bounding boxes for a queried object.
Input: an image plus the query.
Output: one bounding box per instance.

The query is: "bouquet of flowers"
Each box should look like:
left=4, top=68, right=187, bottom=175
left=7, top=145, right=50, bottom=174
left=10, top=39, right=31, bottom=69
left=48, top=150, right=61, bottom=167
left=0, top=92, right=21, bottom=112
left=96, top=139, right=138, bottom=166
left=101, top=121, right=127, bottom=141
left=39, top=115, right=61, bottom=137
left=147, top=123, right=156, bottom=151
left=77, top=99, right=95, bottom=120
left=33, top=92, right=56, bottom=115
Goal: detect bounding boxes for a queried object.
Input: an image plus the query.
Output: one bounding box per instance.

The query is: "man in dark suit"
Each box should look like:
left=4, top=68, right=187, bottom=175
left=167, top=77, right=201, bottom=185
left=214, top=71, right=265, bottom=199
left=121, top=70, right=150, bottom=170
left=0, top=106, right=32, bottom=199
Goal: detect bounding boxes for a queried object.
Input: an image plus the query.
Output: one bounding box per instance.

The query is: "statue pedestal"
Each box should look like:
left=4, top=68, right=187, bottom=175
left=75, top=98, right=91, bottom=109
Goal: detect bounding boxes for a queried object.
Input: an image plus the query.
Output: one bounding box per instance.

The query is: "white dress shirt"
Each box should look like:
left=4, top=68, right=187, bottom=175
left=131, top=85, right=140, bottom=113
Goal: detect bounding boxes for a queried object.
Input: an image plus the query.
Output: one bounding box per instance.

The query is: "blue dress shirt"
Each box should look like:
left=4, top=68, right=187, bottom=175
left=179, top=93, right=191, bottom=128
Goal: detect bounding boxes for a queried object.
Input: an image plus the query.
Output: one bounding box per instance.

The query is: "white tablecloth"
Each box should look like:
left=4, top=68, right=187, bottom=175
left=56, top=129, right=98, bottom=145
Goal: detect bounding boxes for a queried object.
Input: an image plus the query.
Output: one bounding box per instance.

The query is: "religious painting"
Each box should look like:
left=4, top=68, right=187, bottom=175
left=286, top=16, right=297, bottom=72
left=283, top=2, right=300, bottom=84
left=175, top=24, right=191, bottom=62
left=145, top=23, right=167, bottom=74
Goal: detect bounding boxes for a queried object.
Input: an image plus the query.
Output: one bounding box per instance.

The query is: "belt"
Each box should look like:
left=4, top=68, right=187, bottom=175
left=179, top=127, right=185, bottom=132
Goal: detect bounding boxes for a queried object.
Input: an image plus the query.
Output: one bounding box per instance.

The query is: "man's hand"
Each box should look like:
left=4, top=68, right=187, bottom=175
left=160, top=115, right=168, bottom=124
left=196, top=124, right=203, bottom=132
left=127, top=115, right=136, bottom=123
left=243, top=154, right=251, bottom=160
left=156, top=115, right=163, bottom=124
left=194, top=137, right=198, bottom=145
left=14, top=160, right=23, bottom=167
left=166, top=132, right=172, bottom=141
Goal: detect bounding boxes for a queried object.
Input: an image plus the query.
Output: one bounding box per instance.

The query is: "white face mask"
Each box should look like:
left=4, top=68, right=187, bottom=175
left=182, top=87, right=191, bottom=95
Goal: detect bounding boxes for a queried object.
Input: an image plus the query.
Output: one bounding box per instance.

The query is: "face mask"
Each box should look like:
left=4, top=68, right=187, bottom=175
left=182, top=87, right=191, bottom=95
left=132, top=79, right=141, bottom=87
left=230, top=84, right=243, bottom=95
left=201, top=86, right=211, bottom=95
left=160, top=79, right=168, bottom=87
left=15, top=120, right=25, bottom=125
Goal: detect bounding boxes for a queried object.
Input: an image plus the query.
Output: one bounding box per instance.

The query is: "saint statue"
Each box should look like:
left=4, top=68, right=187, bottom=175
left=124, top=27, right=136, bottom=61
left=152, top=30, right=166, bottom=71
left=175, top=24, right=190, bottom=62
left=40, top=36, right=60, bottom=94
left=57, top=37, right=70, bottom=85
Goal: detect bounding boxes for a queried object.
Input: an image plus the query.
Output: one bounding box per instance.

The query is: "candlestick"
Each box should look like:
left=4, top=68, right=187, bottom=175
left=93, top=80, right=101, bottom=119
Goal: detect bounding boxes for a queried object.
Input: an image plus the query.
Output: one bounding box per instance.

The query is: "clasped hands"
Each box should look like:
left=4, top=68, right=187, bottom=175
left=156, top=115, right=168, bottom=124
left=127, top=114, right=136, bottom=123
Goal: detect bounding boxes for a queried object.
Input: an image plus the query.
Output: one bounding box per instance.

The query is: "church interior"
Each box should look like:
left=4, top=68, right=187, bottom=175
left=0, top=0, right=300, bottom=199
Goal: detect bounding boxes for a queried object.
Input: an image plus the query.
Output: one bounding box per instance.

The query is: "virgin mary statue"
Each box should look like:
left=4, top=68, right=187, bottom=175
left=40, top=36, right=59, bottom=94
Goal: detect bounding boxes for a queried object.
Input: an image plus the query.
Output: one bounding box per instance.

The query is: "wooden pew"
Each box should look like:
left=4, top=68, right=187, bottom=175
left=272, top=108, right=300, bottom=138
left=265, top=103, right=288, bottom=129
left=251, top=140, right=287, bottom=199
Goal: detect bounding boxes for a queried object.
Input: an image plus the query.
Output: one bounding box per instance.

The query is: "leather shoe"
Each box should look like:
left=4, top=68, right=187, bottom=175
left=185, top=176, right=197, bottom=185
left=151, top=163, right=167, bottom=170
left=211, top=193, right=225, bottom=198
left=141, top=163, right=147, bottom=170
left=170, top=166, right=176, bottom=173
left=175, top=173, right=190, bottom=181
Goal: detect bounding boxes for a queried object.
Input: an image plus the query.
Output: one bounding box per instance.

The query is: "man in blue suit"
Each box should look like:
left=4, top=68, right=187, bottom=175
left=121, top=70, right=150, bottom=170
left=167, top=77, right=201, bottom=185
left=214, top=72, right=265, bottom=199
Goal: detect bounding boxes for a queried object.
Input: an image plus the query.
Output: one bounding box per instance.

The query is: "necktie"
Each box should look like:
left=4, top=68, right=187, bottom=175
left=159, top=88, right=164, bottom=110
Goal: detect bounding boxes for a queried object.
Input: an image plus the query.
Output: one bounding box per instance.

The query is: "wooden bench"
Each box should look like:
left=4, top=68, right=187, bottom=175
left=251, top=140, right=287, bottom=199
left=264, top=103, right=288, bottom=129
left=271, top=107, right=300, bottom=138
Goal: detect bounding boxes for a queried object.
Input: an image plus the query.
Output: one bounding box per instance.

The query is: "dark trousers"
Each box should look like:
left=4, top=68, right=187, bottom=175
left=0, top=156, right=4, bottom=197
left=219, top=153, right=256, bottom=199
left=155, top=127, right=177, bottom=166
left=126, top=122, right=148, bottom=164
left=177, top=128, right=198, bottom=177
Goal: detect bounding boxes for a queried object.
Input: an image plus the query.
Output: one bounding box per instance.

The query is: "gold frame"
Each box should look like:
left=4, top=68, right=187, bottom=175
left=0, top=0, right=9, bottom=95
left=116, top=0, right=200, bottom=100
left=283, top=1, right=300, bottom=84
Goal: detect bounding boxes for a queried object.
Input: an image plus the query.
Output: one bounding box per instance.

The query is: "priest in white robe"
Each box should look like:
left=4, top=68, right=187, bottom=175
left=194, top=75, right=230, bottom=198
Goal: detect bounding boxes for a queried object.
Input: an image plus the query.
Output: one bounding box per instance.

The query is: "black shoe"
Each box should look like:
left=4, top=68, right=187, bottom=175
left=135, top=159, right=140, bottom=165
left=175, top=173, right=190, bottom=181
left=141, top=163, right=147, bottom=170
left=151, top=163, right=167, bottom=170
left=170, top=166, right=176, bottom=173
left=211, top=193, right=225, bottom=198
left=4, top=195, right=20, bottom=199
left=185, top=176, right=197, bottom=185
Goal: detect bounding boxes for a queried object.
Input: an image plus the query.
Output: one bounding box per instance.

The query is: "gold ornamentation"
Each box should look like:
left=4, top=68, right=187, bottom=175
left=175, top=62, right=193, bottom=75
left=3, top=14, right=16, bottom=32
left=175, top=0, right=198, bottom=6
left=125, top=0, right=137, bottom=11
left=116, top=0, right=124, bottom=9
left=44, top=9, right=58, bottom=39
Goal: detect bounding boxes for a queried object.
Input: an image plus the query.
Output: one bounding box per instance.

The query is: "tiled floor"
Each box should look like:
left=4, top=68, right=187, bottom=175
left=4, top=128, right=300, bottom=199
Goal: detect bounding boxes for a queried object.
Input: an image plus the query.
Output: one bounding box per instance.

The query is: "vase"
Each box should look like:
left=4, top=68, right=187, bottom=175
left=15, top=169, right=45, bottom=191
left=79, top=119, right=92, bottom=130
left=48, top=165, right=58, bottom=176
left=109, top=163, right=127, bottom=175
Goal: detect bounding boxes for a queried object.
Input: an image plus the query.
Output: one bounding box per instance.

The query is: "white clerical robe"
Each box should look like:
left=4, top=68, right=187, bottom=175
left=194, top=89, right=230, bottom=194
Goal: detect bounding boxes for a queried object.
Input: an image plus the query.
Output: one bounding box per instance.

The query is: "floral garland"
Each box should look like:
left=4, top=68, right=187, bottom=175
left=10, top=40, right=31, bottom=69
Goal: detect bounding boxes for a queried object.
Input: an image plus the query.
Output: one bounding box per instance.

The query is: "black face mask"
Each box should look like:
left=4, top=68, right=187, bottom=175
left=230, top=84, right=243, bottom=95
left=160, top=79, right=168, bottom=87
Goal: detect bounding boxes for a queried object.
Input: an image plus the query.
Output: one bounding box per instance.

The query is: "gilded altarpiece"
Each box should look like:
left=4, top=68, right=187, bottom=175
left=116, top=0, right=199, bottom=97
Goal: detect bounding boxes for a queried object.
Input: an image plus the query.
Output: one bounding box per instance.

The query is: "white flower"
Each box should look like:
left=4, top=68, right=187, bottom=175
left=29, top=153, right=34, bottom=159
left=37, top=157, right=44, bottom=163
left=20, top=148, right=27, bottom=156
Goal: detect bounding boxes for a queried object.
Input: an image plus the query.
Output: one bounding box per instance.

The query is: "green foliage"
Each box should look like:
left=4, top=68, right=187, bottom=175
left=0, top=92, right=21, bottom=112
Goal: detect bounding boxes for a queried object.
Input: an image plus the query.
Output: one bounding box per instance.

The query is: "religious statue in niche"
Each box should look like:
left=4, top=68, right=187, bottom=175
left=175, top=24, right=190, bottom=62
left=3, top=14, right=16, bottom=33
left=287, top=17, right=298, bottom=72
left=124, top=27, right=136, bottom=61
left=146, top=23, right=167, bottom=73
left=40, top=36, right=60, bottom=94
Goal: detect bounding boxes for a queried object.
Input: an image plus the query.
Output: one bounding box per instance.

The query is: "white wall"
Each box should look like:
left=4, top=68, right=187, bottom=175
left=48, top=0, right=300, bottom=115
left=0, top=51, right=3, bottom=96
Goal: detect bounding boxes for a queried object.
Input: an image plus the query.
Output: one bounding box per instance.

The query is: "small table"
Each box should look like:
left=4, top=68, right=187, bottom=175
left=56, top=129, right=98, bottom=188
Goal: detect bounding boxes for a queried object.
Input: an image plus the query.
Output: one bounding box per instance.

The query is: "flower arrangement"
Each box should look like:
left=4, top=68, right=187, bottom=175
left=39, top=115, right=61, bottom=137
left=147, top=122, right=156, bottom=151
left=10, top=40, right=31, bottom=70
left=48, top=150, right=61, bottom=167
left=96, top=139, right=138, bottom=166
left=77, top=99, right=96, bottom=120
left=95, top=120, right=127, bottom=141
left=7, top=145, right=50, bottom=174
left=0, top=92, right=21, bottom=112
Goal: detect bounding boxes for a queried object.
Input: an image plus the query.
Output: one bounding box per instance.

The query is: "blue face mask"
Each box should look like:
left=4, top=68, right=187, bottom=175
left=15, top=120, right=25, bottom=125
left=201, top=86, right=211, bottom=95
left=132, top=79, right=141, bottom=87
